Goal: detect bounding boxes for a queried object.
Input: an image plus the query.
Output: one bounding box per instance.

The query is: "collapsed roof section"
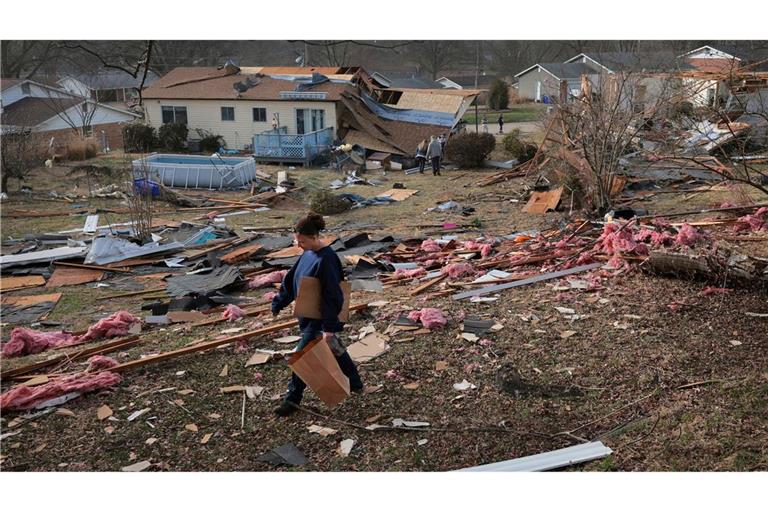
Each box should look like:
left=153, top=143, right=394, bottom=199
left=338, top=88, right=451, bottom=155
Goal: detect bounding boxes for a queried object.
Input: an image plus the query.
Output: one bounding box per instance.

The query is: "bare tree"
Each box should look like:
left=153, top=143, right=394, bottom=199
left=54, top=41, right=155, bottom=107
left=549, top=70, right=686, bottom=212
left=409, top=41, right=463, bottom=80
left=39, top=88, right=98, bottom=139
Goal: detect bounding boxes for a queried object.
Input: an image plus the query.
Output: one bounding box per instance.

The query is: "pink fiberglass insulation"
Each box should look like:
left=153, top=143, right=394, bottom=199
left=0, top=371, right=122, bottom=411
left=2, top=328, right=76, bottom=358
left=634, top=228, right=675, bottom=247
left=464, top=241, right=493, bottom=258
left=394, top=267, right=427, bottom=278
left=420, top=239, right=442, bottom=253
left=222, top=304, right=245, bottom=322
left=262, top=290, right=278, bottom=302
left=248, top=270, right=288, bottom=289
left=407, top=308, right=447, bottom=330
left=2, top=311, right=139, bottom=358
left=78, top=311, right=140, bottom=344
left=442, top=262, right=478, bottom=279
left=596, top=222, right=649, bottom=256
left=86, top=355, right=118, bottom=372
left=675, top=224, right=703, bottom=247
left=733, top=207, right=768, bottom=233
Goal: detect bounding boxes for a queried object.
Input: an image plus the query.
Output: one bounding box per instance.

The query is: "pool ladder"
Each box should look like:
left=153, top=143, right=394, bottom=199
left=208, top=154, right=239, bottom=189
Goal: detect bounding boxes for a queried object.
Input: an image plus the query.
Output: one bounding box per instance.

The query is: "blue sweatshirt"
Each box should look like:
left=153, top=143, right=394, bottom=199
left=271, top=245, right=345, bottom=332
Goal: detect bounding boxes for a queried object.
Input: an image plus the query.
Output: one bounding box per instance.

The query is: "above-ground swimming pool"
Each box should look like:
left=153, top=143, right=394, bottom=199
left=132, top=153, right=257, bottom=189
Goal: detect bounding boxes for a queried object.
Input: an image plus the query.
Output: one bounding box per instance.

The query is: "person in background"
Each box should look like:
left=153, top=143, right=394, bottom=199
left=497, top=114, right=505, bottom=134
left=415, top=139, right=427, bottom=174
left=438, top=133, right=447, bottom=153
left=426, top=135, right=443, bottom=176
left=482, top=115, right=489, bottom=133
left=271, top=213, right=363, bottom=417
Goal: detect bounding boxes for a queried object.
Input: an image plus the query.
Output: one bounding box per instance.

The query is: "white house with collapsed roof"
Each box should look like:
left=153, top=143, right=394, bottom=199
left=141, top=62, right=481, bottom=163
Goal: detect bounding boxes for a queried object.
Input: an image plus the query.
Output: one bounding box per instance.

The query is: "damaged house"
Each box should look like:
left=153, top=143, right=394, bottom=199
left=141, top=63, right=481, bottom=164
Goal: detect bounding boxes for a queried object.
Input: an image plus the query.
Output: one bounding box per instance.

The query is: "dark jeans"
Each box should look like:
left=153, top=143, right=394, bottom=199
left=430, top=156, right=441, bottom=175
left=416, top=156, right=426, bottom=173
left=285, top=319, right=362, bottom=404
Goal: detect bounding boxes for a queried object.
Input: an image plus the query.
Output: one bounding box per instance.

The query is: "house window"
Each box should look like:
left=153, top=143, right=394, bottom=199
left=252, top=107, right=267, bottom=122
left=296, top=108, right=325, bottom=134
left=311, top=109, right=325, bottom=132
left=161, top=106, right=188, bottom=125
left=21, top=83, right=31, bottom=95
left=221, top=107, right=235, bottom=121
left=84, top=125, right=93, bottom=137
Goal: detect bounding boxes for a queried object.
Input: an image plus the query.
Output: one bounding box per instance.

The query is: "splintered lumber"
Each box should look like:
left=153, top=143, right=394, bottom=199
left=109, top=304, right=368, bottom=373
left=1, top=335, right=140, bottom=380
left=52, top=261, right=132, bottom=273
left=452, top=263, right=603, bottom=300
left=190, top=305, right=271, bottom=328
left=409, top=274, right=447, bottom=296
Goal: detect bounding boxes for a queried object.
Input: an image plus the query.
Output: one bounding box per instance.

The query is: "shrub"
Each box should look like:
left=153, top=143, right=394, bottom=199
left=444, top=132, right=496, bottom=168
left=310, top=190, right=350, bottom=215
left=199, top=134, right=224, bottom=153
left=65, top=138, right=98, bottom=161
left=158, top=123, right=188, bottom=152
left=123, top=123, right=157, bottom=152
left=502, top=130, right=537, bottom=163
left=487, top=79, right=509, bottom=110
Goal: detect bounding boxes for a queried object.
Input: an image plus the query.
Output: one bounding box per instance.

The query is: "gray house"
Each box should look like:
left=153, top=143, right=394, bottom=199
left=514, top=63, right=597, bottom=102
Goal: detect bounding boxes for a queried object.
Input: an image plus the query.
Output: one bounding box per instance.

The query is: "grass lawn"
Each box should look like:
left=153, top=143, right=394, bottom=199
left=463, top=103, right=548, bottom=124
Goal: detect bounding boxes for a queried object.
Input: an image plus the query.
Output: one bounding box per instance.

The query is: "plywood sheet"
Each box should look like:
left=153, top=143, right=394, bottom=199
left=522, top=187, right=563, bottom=214
left=221, top=243, right=263, bottom=265
left=46, top=267, right=104, bottom=288
left=1, top=275, right=46, bottom=292
left=380, top=189, right=419, bottom=202
left=2, top=292, right=62, bottom=307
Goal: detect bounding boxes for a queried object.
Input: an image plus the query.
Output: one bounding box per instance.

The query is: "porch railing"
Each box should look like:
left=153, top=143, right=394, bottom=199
left=252, top=126, right=334, bottom=165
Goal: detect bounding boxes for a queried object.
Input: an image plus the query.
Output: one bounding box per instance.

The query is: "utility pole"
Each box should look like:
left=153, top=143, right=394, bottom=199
left=474, top=41, right=480, bottom=133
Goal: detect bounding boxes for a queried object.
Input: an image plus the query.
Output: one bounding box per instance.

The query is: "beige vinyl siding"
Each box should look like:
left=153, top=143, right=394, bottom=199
left=145, top=99, right=337, bottom=150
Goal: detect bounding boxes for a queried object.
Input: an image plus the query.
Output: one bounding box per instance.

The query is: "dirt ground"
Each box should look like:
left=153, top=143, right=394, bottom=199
left=0, top=152, right=766, bottom=472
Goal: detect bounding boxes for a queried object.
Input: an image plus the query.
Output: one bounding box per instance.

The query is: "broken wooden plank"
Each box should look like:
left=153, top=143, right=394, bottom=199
left=0, top=275, right=46, bottom=292
left=452, top=263, right=603, bottom=300
left=409, top=274, right=447, bottom=296
left=1, top=335, right=140, bottom=380
left=52, top=261, right=132, bottom=273
left=109, top=304, right=368, bottom=373
left=522, top=187, right=564, bottom=214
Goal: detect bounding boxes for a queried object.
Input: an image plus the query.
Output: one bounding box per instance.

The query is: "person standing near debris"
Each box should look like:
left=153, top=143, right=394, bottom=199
left=482, top=115, right=489, bottom=133
left=415, top=140, right=427, bottom=174
left=426, top=135, right=443, bottom=176
left=497, top=114, right=504, bottom=134
left=271, top=213, right=363, bottom=416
